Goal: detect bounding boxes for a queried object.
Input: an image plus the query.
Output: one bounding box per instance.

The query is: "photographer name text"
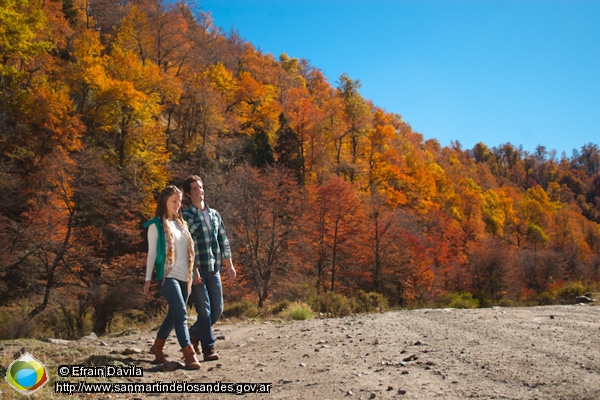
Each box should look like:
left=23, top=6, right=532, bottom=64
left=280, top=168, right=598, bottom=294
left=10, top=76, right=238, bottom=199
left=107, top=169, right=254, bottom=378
left=58, top=364, right=143, bottom=378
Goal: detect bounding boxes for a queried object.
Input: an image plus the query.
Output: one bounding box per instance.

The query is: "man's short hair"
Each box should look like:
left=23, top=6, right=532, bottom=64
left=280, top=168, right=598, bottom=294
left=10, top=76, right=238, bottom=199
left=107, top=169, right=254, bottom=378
left=182, top=175, right=203, bottom=195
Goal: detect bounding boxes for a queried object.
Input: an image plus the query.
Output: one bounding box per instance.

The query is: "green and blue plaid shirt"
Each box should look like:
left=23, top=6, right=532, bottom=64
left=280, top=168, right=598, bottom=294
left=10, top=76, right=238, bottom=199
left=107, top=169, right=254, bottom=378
left=182, top=204, right=232, bottom=272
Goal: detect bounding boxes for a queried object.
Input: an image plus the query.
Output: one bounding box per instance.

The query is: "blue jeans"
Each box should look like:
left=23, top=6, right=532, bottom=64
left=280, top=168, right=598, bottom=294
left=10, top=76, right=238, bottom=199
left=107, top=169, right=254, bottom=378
left=157, top=278, right=191, bottom=350
left=189, top=269, right=223, bottom=352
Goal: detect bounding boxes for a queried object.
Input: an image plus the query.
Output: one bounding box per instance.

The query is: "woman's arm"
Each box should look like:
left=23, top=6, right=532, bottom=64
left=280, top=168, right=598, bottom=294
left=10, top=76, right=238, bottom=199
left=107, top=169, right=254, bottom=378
left=145, top=223, right=158, bottom=281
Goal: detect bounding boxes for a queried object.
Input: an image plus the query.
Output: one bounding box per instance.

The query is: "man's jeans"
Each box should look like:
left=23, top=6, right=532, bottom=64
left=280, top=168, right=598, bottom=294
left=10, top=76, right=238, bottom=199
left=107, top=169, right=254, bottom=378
left=190, top=269, right=223, bottom=352
left=157, top=278, right=191, bottom=349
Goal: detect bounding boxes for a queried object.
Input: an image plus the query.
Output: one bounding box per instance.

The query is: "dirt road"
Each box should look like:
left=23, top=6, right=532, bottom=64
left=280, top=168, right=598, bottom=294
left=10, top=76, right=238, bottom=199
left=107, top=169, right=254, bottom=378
left=2, top=304, right=599, bottom=399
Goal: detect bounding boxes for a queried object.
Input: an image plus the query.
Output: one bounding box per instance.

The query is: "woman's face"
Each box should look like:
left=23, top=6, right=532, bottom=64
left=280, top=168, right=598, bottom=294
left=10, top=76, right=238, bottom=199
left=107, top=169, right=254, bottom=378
left=166, top=192, right=182, bottom=219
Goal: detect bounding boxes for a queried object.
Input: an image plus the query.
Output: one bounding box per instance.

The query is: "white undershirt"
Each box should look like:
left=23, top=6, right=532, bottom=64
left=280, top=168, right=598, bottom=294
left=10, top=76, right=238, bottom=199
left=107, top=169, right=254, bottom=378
left=146, top=220, right=190, bottom=282
left=201, top=208, right=211, bottom=229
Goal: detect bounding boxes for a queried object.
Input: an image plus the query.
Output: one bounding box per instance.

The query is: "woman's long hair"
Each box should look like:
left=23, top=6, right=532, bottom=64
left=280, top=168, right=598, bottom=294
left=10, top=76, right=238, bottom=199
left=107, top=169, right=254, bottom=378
left=155, top=185, right=184, bottom=221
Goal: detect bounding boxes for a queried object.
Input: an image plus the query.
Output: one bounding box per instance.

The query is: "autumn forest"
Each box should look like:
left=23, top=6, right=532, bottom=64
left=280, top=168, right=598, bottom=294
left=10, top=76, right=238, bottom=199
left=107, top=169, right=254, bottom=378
left=1, top=0, right=600, bottom=338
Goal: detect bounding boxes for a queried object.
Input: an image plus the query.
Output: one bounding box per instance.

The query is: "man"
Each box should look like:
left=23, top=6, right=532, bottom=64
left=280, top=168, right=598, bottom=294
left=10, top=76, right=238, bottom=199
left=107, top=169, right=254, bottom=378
left=182, top=175, right=236, bottom=361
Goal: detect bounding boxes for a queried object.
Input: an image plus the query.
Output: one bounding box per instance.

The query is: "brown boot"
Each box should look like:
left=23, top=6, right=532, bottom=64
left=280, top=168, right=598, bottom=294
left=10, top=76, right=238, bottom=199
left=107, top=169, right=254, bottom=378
left=190, top=334, right=200, bottom=355
left=149, top=338, right=167, bottom=364
left=181, top=345, right=201, bottom=370
left=203, top=346, right=220, bottom=361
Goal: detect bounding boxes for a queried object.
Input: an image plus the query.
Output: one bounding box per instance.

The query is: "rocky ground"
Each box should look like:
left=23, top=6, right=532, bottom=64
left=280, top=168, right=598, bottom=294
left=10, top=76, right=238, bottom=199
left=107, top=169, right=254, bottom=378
left=1, top=304, right=599, bottom=399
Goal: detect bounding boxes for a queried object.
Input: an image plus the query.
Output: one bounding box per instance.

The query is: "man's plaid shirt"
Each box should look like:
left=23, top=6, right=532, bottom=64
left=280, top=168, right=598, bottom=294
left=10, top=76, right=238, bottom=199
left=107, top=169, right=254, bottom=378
left=182, top=204, right=232, bottom=272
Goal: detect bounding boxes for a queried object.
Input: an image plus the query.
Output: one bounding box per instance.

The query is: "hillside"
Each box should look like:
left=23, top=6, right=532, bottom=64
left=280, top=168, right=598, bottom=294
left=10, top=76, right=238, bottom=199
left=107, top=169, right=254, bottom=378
left=1, top=0, right=600, bottom=341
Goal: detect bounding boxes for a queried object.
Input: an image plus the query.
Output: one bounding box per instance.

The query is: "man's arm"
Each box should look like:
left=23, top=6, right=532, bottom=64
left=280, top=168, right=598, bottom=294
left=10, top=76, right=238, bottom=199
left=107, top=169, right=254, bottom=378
left=215, top=210, right=235, bottom=281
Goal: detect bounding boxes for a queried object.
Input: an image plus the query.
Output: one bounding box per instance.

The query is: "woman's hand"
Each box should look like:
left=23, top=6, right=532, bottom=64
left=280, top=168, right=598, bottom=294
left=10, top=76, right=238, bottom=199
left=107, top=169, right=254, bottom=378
left=143, top=280, right=151, bottom=296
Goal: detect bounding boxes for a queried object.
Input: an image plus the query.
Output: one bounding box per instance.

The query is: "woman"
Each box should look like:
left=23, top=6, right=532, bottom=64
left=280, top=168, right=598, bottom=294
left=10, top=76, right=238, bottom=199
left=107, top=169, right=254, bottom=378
left=144, top=185, right=202, bottom=369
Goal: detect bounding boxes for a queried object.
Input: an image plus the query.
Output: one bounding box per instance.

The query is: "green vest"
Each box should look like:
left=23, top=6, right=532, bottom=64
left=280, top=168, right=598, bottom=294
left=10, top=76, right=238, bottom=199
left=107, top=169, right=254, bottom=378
left=144, top=217, right=166, bottom=280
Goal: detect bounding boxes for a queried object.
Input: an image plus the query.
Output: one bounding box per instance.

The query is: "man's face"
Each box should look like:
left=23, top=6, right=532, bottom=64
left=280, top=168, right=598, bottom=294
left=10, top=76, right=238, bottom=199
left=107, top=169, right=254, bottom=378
left=188, top=180, right=204, bottom=204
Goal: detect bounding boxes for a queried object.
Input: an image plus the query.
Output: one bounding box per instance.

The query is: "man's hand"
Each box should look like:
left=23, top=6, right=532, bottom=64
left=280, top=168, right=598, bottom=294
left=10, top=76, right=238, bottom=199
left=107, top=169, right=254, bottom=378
left=224, top=258, right=237, bottom=281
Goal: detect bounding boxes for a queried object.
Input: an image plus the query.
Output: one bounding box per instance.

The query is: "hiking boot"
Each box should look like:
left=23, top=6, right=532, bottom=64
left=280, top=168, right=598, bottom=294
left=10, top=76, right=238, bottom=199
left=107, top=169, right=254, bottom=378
left=203, top=346, right=220, bottom=361
left=149, top=338, right=167, bottom=364
left=181, top=345, right=201, bottom=370
left=190, top=335, right=201, bottom=355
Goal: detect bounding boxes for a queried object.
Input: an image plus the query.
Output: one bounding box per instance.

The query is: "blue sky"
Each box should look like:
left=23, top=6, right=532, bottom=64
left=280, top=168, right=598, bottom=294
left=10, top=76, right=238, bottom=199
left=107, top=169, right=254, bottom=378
left=197, top=0, right=600, bottom=157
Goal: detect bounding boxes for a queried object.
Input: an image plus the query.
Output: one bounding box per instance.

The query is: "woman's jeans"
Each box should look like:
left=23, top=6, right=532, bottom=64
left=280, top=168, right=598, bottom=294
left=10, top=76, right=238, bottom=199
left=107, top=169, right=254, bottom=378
left=189, top=269, right=223, bottom=352
left=157, top=278, right=191, bottom=349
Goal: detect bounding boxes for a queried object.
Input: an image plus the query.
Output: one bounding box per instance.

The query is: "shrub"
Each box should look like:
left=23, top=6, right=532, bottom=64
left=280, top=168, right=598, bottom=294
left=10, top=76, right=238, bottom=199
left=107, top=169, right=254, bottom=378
left=0, top=311, right=35, bottom=340
left=554, top=281, right=588, bottom=304
left=286, top=303, right=314, bottom=320
left=536, top=291, right=555, bottom=305
left=40, top=304, right=93, bottom=339
left=222, top=300, right=260, bottom=319
left=497, top=297, right=518, bottom=307
left=270, top=299, right=291, bottom=315
left=473, top=292, right=492, bottom=308
left=309, top=292, right=354, bottom=317
left=443, top=292, right=480, bottom=309
left=355, top=290, right=389, bottom=313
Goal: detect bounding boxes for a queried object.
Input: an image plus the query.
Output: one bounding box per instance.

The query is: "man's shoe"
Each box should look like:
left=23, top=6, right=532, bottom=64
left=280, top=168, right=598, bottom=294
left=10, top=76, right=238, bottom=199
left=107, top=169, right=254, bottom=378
left=190, top=335, right=200, bottom=355
left=203, top=346, right=220, bottom=361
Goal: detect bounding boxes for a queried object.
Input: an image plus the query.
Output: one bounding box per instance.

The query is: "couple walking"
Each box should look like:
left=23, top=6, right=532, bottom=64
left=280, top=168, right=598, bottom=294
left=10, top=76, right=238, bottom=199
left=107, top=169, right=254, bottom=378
left=143, top=175, right=236, bottom=369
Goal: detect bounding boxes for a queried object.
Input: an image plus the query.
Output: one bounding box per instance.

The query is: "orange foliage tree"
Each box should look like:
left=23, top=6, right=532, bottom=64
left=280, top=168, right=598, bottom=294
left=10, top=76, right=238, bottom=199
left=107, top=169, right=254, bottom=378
left=303, top=176, right=365, bottom=293
left=224, top=165, right=302, bottom=307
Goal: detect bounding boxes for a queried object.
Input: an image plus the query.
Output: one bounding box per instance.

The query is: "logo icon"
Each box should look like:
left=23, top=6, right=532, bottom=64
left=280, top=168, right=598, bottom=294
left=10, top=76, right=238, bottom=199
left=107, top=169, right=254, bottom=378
left=5, top=352, right=49, bottom=394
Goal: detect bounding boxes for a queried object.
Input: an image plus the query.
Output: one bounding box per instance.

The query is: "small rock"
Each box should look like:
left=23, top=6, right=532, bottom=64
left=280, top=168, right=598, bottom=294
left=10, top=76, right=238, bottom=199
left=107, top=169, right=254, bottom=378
left=256, top=362, right=267, bottom=367
left=397, top=389, right=407, bottom=395
left=80, top=332, right=98, bottom=341
left=47, top=338, right=70, bottom=345
left=369, top=393, right=377, bottom=399
left=122, top=348, right=143, bottom=355
left=163, top=361, right=183, bottom=372
left=299, top=363, right=306, bottom=367
left=216, top=335, right=227, bottom=340
left=147, top=361, right=183, bottom=372
left=13, top=347, right=26, bottom=358
left=402, top=354, right=418, bottom=362
left=576, top=294, right=596, bottom=303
